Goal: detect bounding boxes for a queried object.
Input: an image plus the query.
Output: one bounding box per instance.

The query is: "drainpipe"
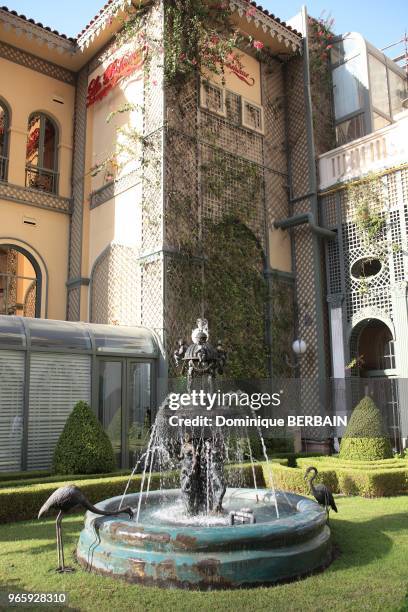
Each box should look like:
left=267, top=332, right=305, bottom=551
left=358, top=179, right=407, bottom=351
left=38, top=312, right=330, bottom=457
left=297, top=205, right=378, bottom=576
left=274, top=212, right=336, bottom=240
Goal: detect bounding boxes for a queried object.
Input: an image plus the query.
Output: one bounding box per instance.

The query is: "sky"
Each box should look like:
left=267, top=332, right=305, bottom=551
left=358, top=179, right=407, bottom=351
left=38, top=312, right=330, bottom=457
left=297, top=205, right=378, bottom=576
left=3, top=1, right=407, bottom=56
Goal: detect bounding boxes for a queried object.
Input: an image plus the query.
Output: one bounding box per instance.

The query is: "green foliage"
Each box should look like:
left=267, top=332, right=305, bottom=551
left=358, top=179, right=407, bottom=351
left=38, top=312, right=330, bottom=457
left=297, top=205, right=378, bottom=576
left=345, top=173, right=401, bottom=258
left=265, top=462, right=339, bottom=495
left=53, top=401, right=116, bottom=475
left=270, top=274, right=295, bottom=377
left=295, top=455, right=408, bottom=497
left=204, top=219, right=269, bottom=378
left=0, top=463, right=263, bottom=523
left=336, top=468, right=408, bottom=497
left=268, top=461, right=408, bottom=498
left=1, top=458, right=406, bottom=523
left=0, top=470, right=51, bottom=483
left=0, top=474, right=161, bottom=524
left=339, top=396, right=393, bottom=460
left=340, top=437, right=394, bottom=461
left=0, top=470, right=128, bottom=490
left=163, top=0, right=242, bottom=86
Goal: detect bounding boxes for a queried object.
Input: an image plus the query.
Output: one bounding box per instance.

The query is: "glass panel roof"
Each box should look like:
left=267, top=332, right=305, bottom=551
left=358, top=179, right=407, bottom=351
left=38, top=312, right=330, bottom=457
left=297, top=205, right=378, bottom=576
left=89, top=324, right=158, bottom=355
left=0, top=316, right=26, bottom=347
left=0, top=317, right=159, bottom=356
left=28, top=319, right=92, bottom=350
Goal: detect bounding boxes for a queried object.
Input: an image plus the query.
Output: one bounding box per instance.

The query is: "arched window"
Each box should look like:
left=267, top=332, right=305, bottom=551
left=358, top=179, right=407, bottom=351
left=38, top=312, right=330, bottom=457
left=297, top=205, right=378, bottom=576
left=0, top=100, right=9, bottom=182
left=0, top=246, right=40, bottom=317
left=26, top=113, right=58, bottom=193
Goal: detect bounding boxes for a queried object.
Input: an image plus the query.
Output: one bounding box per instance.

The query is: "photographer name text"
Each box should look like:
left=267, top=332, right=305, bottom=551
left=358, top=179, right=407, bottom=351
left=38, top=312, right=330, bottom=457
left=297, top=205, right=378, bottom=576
left=167, top=415, right=347, bottom=428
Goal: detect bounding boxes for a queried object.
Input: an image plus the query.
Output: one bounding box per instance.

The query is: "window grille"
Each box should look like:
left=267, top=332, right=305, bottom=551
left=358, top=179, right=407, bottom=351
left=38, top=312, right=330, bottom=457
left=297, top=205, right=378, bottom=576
left=242, top=99, right=264, bottom=134
left=200, top=80, right=226, bottom=117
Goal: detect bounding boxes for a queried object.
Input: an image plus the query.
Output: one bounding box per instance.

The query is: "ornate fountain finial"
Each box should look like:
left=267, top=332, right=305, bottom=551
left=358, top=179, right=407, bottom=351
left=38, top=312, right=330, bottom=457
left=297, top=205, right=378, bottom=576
left=174, top=318, right=227, bottom=393
left=192, top=318, right=209, bottom=343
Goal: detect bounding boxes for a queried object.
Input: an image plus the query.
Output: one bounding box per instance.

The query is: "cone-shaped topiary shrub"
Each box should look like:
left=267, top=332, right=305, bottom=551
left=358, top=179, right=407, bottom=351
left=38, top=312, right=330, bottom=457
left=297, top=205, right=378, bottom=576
left=339, top=395, right=393, bottom=460
left=53, top=401, right=116, bottom=474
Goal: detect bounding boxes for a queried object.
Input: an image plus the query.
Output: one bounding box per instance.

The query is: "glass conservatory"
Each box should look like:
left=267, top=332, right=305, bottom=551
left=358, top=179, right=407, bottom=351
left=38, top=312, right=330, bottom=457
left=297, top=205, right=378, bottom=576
left=330, top=32, right=407, bottom=145
left=0, top=316, right=163, bottom=473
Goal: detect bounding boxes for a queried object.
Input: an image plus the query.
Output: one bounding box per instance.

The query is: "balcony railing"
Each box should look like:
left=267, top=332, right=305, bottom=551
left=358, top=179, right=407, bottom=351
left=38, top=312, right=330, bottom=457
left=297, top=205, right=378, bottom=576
left=0, top=156, right=8, bottom=182
left=25, top=165, right=58, bottom=194
left=318, top=115, right=408, bottom=190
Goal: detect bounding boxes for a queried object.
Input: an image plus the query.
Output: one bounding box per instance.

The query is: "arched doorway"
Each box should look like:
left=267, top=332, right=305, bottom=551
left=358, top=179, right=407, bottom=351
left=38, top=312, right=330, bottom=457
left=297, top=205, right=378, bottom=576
left=357, top=319, right=395, bottom=378
left=0, top=246, right=41, bottom=317
left=349, top=318, right=401, bottom=451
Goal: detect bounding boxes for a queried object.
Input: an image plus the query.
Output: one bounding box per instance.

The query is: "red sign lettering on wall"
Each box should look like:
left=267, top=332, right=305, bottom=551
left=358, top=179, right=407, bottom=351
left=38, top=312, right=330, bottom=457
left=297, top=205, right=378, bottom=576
left=87, top=50, right=145, bottom=107
left=226, top=62, right=255, bottom=86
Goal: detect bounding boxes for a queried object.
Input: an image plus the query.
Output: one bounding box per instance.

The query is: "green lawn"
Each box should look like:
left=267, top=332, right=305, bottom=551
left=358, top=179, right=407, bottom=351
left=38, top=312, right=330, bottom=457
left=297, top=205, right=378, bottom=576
left=0, top=496, right=407, bottom=612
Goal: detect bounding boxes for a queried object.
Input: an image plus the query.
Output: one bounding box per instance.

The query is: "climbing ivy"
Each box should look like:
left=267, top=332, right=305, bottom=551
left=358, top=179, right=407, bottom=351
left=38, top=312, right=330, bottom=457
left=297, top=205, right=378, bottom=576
left=202, top=219, right=269, bottom=379
left=307, top=13, right=336, bottom=153
left=346, top=173, right=390, bottom=255
left=270, top=274, right=295, bottom=377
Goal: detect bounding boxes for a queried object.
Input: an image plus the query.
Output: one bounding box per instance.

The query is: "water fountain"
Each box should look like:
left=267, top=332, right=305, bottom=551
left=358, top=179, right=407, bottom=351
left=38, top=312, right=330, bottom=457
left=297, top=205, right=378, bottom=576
left=76, top=319, right=332, bottom=589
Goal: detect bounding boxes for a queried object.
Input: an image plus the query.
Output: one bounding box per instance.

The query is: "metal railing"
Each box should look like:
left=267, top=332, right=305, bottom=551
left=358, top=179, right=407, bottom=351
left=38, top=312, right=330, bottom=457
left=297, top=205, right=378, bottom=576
left=25, top=165, right=58, bottom=194
left=0, top=156, right=8, bottom=182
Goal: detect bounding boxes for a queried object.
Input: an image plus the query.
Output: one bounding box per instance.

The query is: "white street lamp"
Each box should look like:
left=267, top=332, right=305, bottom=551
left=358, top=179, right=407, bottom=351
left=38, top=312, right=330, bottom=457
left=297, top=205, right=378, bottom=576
left=285, top=338, right=307, bottom=369
left=292, top=339, right=307, bottom=356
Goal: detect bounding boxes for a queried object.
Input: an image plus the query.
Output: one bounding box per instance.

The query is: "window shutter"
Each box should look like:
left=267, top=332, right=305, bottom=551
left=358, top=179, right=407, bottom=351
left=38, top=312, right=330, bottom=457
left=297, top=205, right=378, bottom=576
left=27, top=353, right=91, bottom=470
left=0, top=350, right=24, bottom=471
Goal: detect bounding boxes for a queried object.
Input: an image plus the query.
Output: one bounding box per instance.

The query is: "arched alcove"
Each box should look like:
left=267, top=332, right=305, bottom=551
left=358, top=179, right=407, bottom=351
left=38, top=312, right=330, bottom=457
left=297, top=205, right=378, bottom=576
left=0, top=244, right=42, bottom=317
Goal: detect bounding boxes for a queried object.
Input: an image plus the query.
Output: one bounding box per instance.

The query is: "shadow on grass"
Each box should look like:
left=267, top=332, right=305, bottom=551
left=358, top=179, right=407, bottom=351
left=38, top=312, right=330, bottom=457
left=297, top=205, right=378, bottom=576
left=329, top=512, right=407, bottom=569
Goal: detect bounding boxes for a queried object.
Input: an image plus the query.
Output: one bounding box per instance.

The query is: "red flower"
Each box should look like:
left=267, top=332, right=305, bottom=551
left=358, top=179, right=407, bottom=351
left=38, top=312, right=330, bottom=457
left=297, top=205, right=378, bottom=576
left=253, top=40, right=264, bottom=50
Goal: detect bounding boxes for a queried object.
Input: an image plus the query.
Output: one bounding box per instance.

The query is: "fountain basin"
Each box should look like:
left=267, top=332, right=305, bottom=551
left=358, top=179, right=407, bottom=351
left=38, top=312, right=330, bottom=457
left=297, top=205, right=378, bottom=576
left=76, top=488, right=332, bottom=589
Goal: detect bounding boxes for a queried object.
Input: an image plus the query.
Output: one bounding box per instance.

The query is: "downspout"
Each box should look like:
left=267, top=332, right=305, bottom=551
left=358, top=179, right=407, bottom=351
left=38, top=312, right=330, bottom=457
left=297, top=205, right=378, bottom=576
left=274, top=212, right=336, bottom=240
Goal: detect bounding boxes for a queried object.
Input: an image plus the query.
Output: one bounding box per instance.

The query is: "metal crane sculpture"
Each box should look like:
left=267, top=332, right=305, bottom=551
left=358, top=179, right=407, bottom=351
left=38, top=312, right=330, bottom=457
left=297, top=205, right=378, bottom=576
left=38, top=485, right=134, bottom=572
left=304, top=466, right=338, bottom=519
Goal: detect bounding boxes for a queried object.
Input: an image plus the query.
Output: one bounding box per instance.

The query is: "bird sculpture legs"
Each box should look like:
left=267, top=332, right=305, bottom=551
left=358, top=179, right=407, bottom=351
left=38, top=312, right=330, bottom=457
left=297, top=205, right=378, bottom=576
left=55, top=511, right=75, bottom=573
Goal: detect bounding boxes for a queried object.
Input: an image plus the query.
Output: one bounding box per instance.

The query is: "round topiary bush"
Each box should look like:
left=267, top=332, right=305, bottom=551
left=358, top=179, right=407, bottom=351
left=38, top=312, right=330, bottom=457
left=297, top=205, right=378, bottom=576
left=339, top=396, right=392, bottom=461
left=53, top=401, right=116, bottom=474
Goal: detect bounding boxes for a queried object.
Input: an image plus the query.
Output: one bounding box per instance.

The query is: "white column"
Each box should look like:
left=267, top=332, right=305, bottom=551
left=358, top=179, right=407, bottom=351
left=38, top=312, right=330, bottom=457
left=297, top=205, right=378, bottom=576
left=391, top=282, right=408, bottom=448
left=327, top=295, right=347, bottom=438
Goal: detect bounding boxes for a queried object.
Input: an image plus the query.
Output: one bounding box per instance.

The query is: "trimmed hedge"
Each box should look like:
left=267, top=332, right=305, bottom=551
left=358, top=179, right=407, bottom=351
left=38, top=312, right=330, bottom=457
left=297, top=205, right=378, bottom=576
left=263, top=462, right=339, bottom=495
left=53, top=401, right=116, bottom=475
left=0, top=469, right=129, bottom=490
left=0, top=463, right=269, bottom=524
left=274, top=458, right=408, bottom=498
left=0, top=470, right=51, bottom=483
left=2, top=456, right=405, bottom=524
left=339, top=396, right=393, bottom=460
left=296, top=457, right=408, bottom=471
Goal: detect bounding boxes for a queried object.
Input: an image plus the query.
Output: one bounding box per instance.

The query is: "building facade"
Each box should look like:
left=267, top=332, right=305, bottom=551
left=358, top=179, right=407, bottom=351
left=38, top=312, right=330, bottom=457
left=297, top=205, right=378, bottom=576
left=0, top=1, right=407, bottom=470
